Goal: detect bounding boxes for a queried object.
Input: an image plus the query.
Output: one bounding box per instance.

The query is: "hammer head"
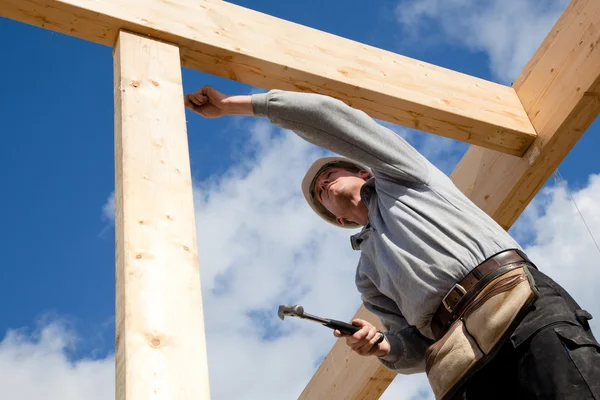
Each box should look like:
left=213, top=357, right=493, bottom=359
left=277, top=304, right=305, bottom=320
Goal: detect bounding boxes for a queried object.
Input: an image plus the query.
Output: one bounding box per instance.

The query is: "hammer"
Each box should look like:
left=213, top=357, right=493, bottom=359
left=277, top=304, right=385, bottom=342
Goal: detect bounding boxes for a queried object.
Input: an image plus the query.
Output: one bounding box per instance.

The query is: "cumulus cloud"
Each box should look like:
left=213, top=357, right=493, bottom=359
left=510, top=173, right=600, bottom=334
left=0, top=319, right=114, bottom=400
left=193, top=120, right=365, bottom=399
left=101, top=192, right=115, bottom=222
left=4, top=122, right=599, bottom=400
left=395, top=0, right=570, bottom=83
left=192, top=120, right=600, bottom=399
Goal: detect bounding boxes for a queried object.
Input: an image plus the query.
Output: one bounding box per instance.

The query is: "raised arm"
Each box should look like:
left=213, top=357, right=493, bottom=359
left=185, top=86, right=431, bottom=185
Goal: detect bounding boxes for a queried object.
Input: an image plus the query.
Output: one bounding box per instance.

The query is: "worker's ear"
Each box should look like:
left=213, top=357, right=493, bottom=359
left=358, top=170, right=371, bottom=181
left=337, top=217, right=359, bottom=226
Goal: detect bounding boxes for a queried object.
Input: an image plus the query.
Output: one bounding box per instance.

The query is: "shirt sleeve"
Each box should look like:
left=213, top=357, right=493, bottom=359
left=251, top=90, right=431, bottom=185
left=356, top=265, right=434, bottom=374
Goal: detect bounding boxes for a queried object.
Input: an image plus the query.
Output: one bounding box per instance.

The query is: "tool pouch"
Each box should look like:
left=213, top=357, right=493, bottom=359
left=424, top=264, right=539, bottom=400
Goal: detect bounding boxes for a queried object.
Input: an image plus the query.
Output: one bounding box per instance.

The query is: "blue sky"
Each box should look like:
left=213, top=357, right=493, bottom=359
left=1, top=0, right=599, bottom=399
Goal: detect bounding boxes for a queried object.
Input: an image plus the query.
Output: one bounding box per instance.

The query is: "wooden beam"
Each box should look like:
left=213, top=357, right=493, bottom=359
left=298, top=0, right=600, bottom=398
left=114, top=30, right=210, bottom=400
left=452, top=0, right=600, bottom=228
left=297, top=307, right=396, bottom=400
left=1, top=0, right=536, bottom=155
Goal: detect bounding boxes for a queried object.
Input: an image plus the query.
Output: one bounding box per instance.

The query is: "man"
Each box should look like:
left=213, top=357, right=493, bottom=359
left=185, top=86, right=600, bottom=399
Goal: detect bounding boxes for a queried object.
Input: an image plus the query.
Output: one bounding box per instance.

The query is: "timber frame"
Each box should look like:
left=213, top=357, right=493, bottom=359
left=1, top=0, right=598, bottom=398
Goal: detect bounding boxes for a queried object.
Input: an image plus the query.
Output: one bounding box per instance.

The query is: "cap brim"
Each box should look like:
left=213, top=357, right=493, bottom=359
left=301, top=156, right=370, bottom=229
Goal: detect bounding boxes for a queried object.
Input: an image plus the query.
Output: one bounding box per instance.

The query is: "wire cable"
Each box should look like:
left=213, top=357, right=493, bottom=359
left=553, top=169, right=600, bottom=254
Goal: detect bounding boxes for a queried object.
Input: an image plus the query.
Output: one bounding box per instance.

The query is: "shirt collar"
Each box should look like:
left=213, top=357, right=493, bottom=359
left=350, top=178, right=376, bottom=250
left=350, top=227, right=370, bottom=250
left=360, top=177, right=376, bottom=206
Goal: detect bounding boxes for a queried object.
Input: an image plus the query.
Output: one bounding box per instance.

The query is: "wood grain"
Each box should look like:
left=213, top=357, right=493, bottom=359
left=114, top=30, right=211, bottom=400
left=297, top=306, right=395, bottom=400
left=1, top=0, right=536, bottom=155
left=452, top=0, right=600, bottom=229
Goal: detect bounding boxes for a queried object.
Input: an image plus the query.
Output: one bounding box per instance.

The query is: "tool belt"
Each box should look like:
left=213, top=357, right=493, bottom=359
left=425, top=249, right=539, bottom=400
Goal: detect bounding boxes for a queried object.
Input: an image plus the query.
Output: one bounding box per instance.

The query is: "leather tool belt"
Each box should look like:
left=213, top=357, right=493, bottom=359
left=425, top=249, right=539, bottom=400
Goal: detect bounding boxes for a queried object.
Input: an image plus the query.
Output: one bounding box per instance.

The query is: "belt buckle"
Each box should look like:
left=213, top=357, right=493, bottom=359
left=442, top=283, right=467, bottom=313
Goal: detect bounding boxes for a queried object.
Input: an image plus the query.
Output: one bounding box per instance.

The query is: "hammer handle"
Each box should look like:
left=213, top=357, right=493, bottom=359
left=325, top=319, right=361, bottom=335
left=326, top=320, right=386, bottom=345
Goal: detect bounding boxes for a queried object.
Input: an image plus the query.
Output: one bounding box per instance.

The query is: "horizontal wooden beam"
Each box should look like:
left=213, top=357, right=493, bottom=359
left=298, top=0, right=600, bottom=398
left=1, top=0, right=536, bottom=155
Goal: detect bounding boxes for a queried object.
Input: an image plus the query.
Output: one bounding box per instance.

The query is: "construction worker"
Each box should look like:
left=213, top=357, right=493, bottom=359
left=185, top=86, right=600, bottom=399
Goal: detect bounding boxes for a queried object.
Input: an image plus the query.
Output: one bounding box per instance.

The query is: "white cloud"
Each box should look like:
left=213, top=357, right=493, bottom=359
left=101, top=192, right=115, bottom=222
left=4, top=121, right=599, bottom=400
left=510, top=173, right=600, bottom=334
left=192, top=120, right=600, bottom=400
left=0, top=319, right=114, bottom=400
left=193, top=120, right=367, bottom=399
left=395, top=0, right=570, bottom=83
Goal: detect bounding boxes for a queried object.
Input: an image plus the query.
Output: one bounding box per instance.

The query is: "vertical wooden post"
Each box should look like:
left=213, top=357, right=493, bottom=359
left=113, top=30, right=211, bottom=400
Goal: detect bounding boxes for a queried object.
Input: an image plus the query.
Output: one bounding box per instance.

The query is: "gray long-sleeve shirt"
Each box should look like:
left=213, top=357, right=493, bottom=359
left=251, top=90, right=522, bottom=373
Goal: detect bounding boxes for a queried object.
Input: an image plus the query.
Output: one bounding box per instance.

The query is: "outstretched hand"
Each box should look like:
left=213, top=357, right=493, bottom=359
left=184, top=85, right=252, bottom=118
left=334, top=318, right=390, bottom=357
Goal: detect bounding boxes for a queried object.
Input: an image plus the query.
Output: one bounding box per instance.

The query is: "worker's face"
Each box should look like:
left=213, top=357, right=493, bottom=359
left=313, top=167, right=370, bottom=226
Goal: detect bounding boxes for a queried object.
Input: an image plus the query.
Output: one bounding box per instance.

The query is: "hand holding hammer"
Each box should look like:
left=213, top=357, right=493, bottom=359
left=278, top=304, right=390, bottom=357
left=333, top=318, right=391, bottom=357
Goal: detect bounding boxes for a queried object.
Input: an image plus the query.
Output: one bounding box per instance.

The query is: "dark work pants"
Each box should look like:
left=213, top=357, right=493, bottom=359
left=454, top=267, right=600, bottom=399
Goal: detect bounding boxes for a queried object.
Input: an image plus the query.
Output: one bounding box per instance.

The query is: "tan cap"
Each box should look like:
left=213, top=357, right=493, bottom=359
left=301, top=156, right=370, bottom=229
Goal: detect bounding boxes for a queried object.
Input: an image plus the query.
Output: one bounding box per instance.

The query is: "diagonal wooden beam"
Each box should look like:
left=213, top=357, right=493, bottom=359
left=452, top=0, right=600, bottom=229
left=297, top=307, right=394, bottom=400
left=298, top=0, right=600, bottom=398
left=1, top=0, right=536, bottom=155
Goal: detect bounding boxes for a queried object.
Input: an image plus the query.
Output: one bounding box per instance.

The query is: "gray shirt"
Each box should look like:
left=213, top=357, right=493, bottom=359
left=252, top=90, right=522, bottom=373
